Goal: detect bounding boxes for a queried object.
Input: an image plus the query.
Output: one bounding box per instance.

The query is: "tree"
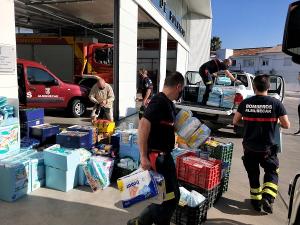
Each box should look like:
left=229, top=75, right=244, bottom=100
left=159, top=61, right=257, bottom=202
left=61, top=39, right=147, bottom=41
left=211, top=36, right=222, bottom=51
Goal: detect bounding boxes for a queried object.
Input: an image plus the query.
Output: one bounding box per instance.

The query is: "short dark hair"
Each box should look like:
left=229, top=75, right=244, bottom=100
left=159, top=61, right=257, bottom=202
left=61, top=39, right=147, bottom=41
left=253, top=75, right=270, bottom=92
left=164, top=71, right=184, bottom=87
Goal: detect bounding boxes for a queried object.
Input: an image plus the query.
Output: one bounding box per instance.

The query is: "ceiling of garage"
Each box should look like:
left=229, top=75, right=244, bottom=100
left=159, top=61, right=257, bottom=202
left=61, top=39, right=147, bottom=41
left=14, top=0, right=161, bottom=41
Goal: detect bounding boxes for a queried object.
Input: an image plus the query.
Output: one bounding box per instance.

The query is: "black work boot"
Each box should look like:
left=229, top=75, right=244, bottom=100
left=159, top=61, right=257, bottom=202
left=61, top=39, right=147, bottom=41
left=294, top=130, right=300, bottom=135
left=262, top=198, right=273, bottom=214
left=127, top=217, right=141, bottom=225
left=250, top=200, right=262, bottom=212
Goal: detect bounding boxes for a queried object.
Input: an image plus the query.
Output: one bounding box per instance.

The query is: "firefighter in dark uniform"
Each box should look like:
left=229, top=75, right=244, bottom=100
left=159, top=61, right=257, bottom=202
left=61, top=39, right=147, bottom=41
left=233, top=75, right=290, bottom=213
left=127, top=72, right=184, bottom=225
left=138, top=69, right=153, bottom=119
left=199, top=58, right=240, bottom=105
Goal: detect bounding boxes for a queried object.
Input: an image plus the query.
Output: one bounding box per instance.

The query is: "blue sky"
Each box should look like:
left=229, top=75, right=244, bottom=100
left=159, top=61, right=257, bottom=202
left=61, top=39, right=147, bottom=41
left=211, top=0, right=295, bottom=49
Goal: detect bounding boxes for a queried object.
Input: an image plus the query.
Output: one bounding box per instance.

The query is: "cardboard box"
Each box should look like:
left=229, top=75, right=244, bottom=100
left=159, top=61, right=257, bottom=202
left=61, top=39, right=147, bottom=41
left=20, top=118, right=44, bottom=138
left=0, top=120, right=20, bottom=160
left=46, top=166, right=78, bottom=192
left=30, top=124, right=60, bottom=143
left=43, top=144, right=80, bottom=171
left=19, top=108, right=44, bottom=122
left=56, top=131, right=91, bottom=149
left=0, top=157, right=31, bottom=201
left=67, top=125, right=97, bottom=145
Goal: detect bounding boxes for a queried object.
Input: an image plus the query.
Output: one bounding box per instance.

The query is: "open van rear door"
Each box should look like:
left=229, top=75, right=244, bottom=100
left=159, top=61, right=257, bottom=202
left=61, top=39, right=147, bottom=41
left=283, top=1, right=300, bottom=64
left=268, top=75, right=285, bottom=102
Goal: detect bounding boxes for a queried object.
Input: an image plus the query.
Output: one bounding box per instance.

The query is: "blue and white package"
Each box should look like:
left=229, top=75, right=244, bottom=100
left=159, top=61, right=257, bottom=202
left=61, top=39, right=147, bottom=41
left=187, top=124, right=211, bottom=149
left=177, top=117, right=201, bottom=141
left=207, top=87, right=223, bottom=107
left=221, top=88, right=236, bottom=109
left=117, top=169, right=159, bottom=208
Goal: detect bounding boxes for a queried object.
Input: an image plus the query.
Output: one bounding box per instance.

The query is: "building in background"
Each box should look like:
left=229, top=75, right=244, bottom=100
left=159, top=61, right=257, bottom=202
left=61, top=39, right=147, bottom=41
left=217, top=45, right=300, bottom=91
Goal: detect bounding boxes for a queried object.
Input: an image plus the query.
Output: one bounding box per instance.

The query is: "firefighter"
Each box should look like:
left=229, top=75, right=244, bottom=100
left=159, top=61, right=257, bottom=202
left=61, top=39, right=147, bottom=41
left=233, top=75, right=290, bottom=213
left=127, top=72, right=184, bottom=225
left=199, top=58, right=241, bottom=105
left=89, top=78, right=115, bottom=122
left=137, top=69, right=153, bottom=119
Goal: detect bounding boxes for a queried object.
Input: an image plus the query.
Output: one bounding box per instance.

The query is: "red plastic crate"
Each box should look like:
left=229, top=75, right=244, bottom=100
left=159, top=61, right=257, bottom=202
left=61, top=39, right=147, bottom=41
left=176, top=152, right=221, bottom=190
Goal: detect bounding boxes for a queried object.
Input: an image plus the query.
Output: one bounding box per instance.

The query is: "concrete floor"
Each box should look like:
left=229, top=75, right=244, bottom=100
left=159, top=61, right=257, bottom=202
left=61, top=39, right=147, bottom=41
left=0, top=97, right=299, bottom=225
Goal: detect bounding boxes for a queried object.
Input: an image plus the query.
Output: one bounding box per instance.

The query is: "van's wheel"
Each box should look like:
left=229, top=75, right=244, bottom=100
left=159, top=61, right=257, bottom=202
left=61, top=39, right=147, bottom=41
left=69, top=99, right=86, bottom=117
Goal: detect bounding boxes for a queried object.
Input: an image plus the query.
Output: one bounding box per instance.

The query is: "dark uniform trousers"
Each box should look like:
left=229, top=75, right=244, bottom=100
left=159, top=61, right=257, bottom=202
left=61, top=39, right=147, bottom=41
left=242, top=145, right=279, bottom=203
left=200, top=69, right=215, bottom=105
left=138, top=152, right=180, bottom=225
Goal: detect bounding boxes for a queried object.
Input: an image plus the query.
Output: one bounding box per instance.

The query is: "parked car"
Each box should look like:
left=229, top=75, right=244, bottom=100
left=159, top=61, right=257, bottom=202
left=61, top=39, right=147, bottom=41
left=17, top=58, right=90, bottom=117
left=176, top=70, right=285, bottom=136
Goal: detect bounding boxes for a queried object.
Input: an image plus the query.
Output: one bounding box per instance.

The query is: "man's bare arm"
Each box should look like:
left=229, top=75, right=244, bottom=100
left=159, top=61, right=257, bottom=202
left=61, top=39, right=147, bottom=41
left=138, top=118, right=151, bottom=170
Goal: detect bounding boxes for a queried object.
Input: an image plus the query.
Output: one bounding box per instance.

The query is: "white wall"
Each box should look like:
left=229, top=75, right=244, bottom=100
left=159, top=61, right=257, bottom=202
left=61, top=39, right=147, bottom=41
left=118, top=0, right=138, bottom=118
left=159, top=28, right=168, bottom=91
left=0, top=0, right=19, bottom=109
left=187, top=13, right=212, bottom=71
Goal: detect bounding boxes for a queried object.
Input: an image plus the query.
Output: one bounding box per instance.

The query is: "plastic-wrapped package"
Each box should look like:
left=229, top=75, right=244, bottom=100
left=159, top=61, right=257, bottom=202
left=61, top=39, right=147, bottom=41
left=216, top=76, right=232, bottom=86
left=117, top=168, right=159, bottom=208
left=187, top=190, right=206, bottom=207
left=177, top=117, right=201, bottom=140
left=175, top=110, right=192, bottom=132
left=221, top=88, right=236, bottom=109
left=179, top=186, right=191, bottom=205
left=207, top=87, right=223, bottom=107
left=187, top=124, right=211, bottom=149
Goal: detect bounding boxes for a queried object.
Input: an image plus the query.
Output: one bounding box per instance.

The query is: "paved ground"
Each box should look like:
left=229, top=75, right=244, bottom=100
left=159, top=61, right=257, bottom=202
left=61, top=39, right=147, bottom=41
left=0, top=97, right=298, bottom=225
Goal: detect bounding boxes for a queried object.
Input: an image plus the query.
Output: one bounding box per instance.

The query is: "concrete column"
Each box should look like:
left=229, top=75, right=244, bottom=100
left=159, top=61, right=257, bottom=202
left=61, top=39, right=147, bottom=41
left=118, top=0, right=138, bottom=118
left=159, top=28, right=168, bottom=91
left=176, top=43, right=188, bottom=75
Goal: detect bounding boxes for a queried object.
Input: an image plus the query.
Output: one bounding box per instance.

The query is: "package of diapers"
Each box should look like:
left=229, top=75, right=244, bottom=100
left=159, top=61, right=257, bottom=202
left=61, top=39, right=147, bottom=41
left=177, top=117, right=201, bottom=140
left=175, top=109, right=192, bottom=132
left=187, top=124, right=211, bottom=149
left=117, top=169, right=159, bottom=208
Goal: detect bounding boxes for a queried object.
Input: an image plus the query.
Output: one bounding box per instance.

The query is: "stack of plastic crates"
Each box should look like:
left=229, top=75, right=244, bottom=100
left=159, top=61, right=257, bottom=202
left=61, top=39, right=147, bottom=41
left=176, top=152, right=222, bottom=208
left=171, top=199, right=208, bottom=225
left=203, top=140, right=234, bottom=196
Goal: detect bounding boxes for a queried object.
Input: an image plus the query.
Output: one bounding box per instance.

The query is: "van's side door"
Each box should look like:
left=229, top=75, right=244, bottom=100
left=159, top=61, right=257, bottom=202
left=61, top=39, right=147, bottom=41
left=24, top=65, right=64, bottom=108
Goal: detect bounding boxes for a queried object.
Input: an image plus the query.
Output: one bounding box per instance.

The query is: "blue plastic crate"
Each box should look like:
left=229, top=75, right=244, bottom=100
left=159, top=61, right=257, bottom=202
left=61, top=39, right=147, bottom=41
left=67, top=125, right=97, bottom=146
left=30, top=124, right=60, bottom=143
left=19, top=108, right=44, bottom=123
left=56, top=131, right=92, bottom=149
left=20, top=118, right=44, bottom=138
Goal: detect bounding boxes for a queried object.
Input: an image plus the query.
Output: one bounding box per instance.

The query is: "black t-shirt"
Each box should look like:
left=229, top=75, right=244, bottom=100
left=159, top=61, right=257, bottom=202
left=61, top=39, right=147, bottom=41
left=142, top=77, right=153, bottom=99
left=237, top=95, right=287, bottom=151
left=143, top=92, right=176, bottom=152
left=200, top=59, right=228, bottom=75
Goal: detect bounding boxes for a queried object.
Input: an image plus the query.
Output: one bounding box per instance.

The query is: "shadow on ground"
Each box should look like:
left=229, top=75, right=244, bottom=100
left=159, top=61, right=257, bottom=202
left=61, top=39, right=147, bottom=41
left=0, top=195, right=131, bottom=225
left=214, top=197, right=267, bottom=216
left=205, top=218, right=253, bottom=225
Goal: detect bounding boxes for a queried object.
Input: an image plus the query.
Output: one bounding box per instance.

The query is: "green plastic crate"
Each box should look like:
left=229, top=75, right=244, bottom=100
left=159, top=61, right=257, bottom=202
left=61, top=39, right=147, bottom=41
left=204, top=141, right=234, bottom=164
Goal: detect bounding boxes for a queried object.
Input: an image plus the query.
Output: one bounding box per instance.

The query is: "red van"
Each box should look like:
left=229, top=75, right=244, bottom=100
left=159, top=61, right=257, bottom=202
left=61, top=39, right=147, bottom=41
left=17, top=58, right=89, bottom=117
